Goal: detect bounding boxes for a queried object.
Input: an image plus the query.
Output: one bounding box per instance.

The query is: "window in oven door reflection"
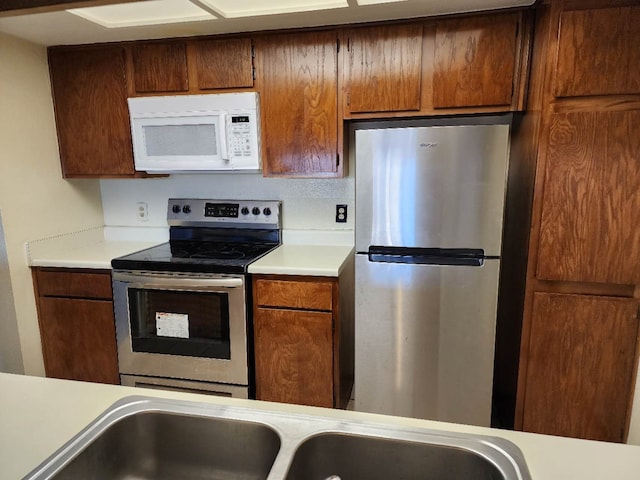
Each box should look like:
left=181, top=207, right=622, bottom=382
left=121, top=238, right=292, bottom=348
left=127, top=288, right=231, bottom=359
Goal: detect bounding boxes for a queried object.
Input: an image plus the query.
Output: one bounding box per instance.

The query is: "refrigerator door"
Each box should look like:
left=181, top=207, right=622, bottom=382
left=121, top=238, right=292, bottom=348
left=355, top=124, right=510, bottom=256
left=354, top=254, right=501, bottom=426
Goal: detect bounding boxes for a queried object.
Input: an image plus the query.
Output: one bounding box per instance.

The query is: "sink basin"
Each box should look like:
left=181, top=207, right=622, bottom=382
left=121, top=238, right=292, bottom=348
left=25, top=397, right=530, bottom=480
left=286, top=433, right=507, bottom=480
left=29, top=408, right=280, bottom=480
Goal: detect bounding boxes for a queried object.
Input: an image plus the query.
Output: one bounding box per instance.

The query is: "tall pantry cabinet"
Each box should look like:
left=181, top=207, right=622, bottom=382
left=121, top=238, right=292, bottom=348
left=516, top=0, right=640, bottom=443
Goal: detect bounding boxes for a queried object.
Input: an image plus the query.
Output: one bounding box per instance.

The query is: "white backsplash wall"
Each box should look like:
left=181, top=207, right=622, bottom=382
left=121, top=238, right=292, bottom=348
left=100, top=172, right=354, bottom=234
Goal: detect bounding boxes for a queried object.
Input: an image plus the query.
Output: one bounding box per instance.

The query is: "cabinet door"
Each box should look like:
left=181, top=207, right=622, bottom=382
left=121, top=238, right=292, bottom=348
left=256, top=31, right=339, bottom=177
left=433, top=13, right=519, bottom=108
left=132, top=42, right=188, bottom=93
left=254, top=308, right=334, bottom=408
left=522, top=293, right=638, bottom=442
left=554, top=6, right=640, bottom=97
left=38, top=297, right=120, bottom=384
left=195, top=38, right=254, bottom=89
left=537, top=110, right=640, bottom=284
left=48, top=46, right=134, bottom=177
left=346, top=24, right=423, bottom=113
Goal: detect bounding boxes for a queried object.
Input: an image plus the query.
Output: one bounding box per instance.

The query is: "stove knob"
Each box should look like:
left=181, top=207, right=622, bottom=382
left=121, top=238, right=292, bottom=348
left=182, top=205, right=191, bottom=214
left=241, top=207, right=250, bottom=216
left=172, top=204, right=181, bottom=214
left=263, top=207, right=272, bottom=216
left=252, top=207, right=261, bottom=216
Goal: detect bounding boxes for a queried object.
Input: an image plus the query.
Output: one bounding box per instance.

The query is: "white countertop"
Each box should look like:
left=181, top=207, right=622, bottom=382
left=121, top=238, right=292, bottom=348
left=248, top=244, right=354, bottom=276
left=29, top=240, right=160, bottom=269
left=25, top=226, right=162, bottom=270
left=25, top=227, right=354, bottom=276
left=2, top=373, right=640, bottom=479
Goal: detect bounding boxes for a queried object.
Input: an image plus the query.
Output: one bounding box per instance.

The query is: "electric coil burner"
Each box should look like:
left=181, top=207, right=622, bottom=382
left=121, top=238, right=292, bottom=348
left=111, top=199, right=281, bottom=398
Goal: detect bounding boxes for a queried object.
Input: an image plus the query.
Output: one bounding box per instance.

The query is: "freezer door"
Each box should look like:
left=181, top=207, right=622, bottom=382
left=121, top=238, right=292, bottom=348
left=354, top=254, right=500, bottom=426
left=355, top=124, right=510, bottom=255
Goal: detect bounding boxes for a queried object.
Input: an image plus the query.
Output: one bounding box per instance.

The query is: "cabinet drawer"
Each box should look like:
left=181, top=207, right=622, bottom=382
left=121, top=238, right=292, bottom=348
left=254, top=278, right=334, bottom=311
left=35, top=269, right=113, bottom=300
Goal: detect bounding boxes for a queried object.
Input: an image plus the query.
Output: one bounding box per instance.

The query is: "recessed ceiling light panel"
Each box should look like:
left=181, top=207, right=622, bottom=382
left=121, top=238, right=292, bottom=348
left=68, top=0, right=215, bottom=29
left=199, top=0, right=348, bottom=18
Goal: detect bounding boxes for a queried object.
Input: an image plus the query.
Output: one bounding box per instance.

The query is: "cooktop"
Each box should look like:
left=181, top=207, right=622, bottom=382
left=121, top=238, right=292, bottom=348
left=111, top=199, right=281, bottom=274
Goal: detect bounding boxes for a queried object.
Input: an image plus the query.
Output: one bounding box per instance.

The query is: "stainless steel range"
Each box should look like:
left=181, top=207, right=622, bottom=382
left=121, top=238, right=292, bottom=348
left=111, top=199, right=281, bottom=398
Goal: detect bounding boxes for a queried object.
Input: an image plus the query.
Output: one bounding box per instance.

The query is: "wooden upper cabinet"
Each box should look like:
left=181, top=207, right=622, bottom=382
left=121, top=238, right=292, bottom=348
left=433, top=12, right=520, bottom=108
left=194, top=38, right=254, bottom=89
left=345, top=24, right=423, bottom=113
left=522, top=292, right=639, bottom=442
left=554, top=6, right=640, bottom=97
left=537, top=110, right=640, bottom=284
left=255, top=31, right=340, bottom=177
left=132, top=42, right=188, bottom=93
left=48, top=46, right=135, bottom=177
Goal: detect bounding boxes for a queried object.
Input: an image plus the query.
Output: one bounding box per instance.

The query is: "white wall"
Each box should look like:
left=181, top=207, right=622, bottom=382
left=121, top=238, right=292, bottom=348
left=0, top=32, right=104, bottom=375
left=0, top=211, right=22, bottom=373
left=100, top=172, right=355, bottom=233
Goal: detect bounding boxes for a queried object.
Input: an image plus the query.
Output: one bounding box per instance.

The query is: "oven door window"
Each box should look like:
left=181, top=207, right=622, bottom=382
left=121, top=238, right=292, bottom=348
left=127, top=288, right=230, bottom=359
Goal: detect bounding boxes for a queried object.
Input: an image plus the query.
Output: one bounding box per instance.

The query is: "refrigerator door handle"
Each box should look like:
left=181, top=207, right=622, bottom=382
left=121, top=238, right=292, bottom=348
left=367, top=246, right=486, bottom=267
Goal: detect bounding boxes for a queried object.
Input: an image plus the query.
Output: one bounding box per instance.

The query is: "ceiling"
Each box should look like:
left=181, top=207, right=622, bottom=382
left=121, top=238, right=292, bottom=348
left=0, top=0, right=536, bottom=47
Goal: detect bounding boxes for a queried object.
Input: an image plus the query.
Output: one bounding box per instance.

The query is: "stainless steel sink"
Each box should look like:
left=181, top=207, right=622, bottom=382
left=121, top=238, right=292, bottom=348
left=286, top=433, right=508, bottom=480
left=25, top=396, right=531, bottom=480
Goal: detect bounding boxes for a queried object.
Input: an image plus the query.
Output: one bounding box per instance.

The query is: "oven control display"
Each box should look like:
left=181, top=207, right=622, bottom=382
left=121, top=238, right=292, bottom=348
left=205, top=203, right=239, bottom=218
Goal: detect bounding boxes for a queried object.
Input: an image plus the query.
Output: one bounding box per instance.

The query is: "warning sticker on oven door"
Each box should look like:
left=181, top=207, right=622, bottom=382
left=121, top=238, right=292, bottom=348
left=156, top=312, right=189, bottom=339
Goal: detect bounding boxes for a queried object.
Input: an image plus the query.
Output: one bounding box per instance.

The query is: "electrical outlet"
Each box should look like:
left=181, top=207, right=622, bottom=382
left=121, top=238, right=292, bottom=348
left=336, top=204, right=348, bottom=223
left=136, top=202, right=148, bottom=222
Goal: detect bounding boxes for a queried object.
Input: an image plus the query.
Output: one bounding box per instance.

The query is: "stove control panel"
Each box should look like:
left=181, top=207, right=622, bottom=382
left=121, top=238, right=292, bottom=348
left=167, top=199, right=281, bottom=228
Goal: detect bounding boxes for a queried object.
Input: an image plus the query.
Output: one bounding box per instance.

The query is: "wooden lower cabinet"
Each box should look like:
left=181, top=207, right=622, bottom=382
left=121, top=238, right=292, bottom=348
left=254, top=308, right=334, bottom=407
left=252, top=274, right=354, bottom=408
left=521, top=292, right=639, bottom=442
left=33, top=268, right=119, bottom=385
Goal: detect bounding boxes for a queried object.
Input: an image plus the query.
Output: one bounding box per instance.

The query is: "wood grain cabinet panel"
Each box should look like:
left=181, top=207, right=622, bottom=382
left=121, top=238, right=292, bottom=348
left=254, top=278, right=333, bottom=311
left=132, top=42, right=188, bottom=93
left=433, top=13, right=519, bottom=108
left=195, top=38, right=254, bottom=89
left=254, top=308, right=334, bottom=408
left=554, top=6, right=640, bottom=97
left=38, top=297, right=120, bottom=385
left=345, top=24, right=423, bottom=113
left=537, top=110, right=640, bottom=284
left=35, top=269, right=112, bottom=299
left=522, top=293, right=639, bottom=442
left=252, top=274, right=353, bottom=409
left=33, top=268, right=119, bottom=385
left=255, top=31, right=340, bottom=177
left=48, top=46, right=134, bottom=177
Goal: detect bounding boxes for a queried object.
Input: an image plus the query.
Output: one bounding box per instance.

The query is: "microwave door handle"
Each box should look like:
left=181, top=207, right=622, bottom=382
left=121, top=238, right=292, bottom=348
left=219, top=112, right=230, bottom=161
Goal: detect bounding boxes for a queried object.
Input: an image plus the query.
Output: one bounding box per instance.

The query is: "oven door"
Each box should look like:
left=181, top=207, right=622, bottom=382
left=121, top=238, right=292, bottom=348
left=112, top=271, right=248, bottom=386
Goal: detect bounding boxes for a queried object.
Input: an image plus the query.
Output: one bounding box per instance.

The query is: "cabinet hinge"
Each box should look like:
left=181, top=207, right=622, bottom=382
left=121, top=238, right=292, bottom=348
left=336, top=153, right=340, bottom=168
left=253, top=67, right=256, bottom=81
left=347, top=37, right=351, bottom=51
left=251, top=44, right=255, bottom=59
left=337, top=38, right=340, bottom=53
left=346, top=92, right=350, bottom=106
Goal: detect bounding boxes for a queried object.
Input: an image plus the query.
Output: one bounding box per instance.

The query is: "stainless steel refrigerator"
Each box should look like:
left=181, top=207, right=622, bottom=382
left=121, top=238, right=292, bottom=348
left=354, top=120, right=510, bottom=427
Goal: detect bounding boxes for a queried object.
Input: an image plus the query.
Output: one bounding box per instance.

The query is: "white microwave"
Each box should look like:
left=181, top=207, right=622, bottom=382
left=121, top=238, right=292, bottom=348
left=128, top=92, right=261, bottom=172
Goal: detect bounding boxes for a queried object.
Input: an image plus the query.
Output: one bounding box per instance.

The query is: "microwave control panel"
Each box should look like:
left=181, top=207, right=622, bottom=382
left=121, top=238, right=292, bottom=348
left=229, top=115, right=255, bottom=158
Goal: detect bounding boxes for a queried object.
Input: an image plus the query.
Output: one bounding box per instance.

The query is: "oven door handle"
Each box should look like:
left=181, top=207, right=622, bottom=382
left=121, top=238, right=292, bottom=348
left=114, top=273, right=243, bottom=289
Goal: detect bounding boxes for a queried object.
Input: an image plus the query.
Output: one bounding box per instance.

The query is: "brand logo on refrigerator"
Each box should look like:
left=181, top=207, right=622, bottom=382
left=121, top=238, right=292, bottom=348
left=419, top=143, right=438, bottom=148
